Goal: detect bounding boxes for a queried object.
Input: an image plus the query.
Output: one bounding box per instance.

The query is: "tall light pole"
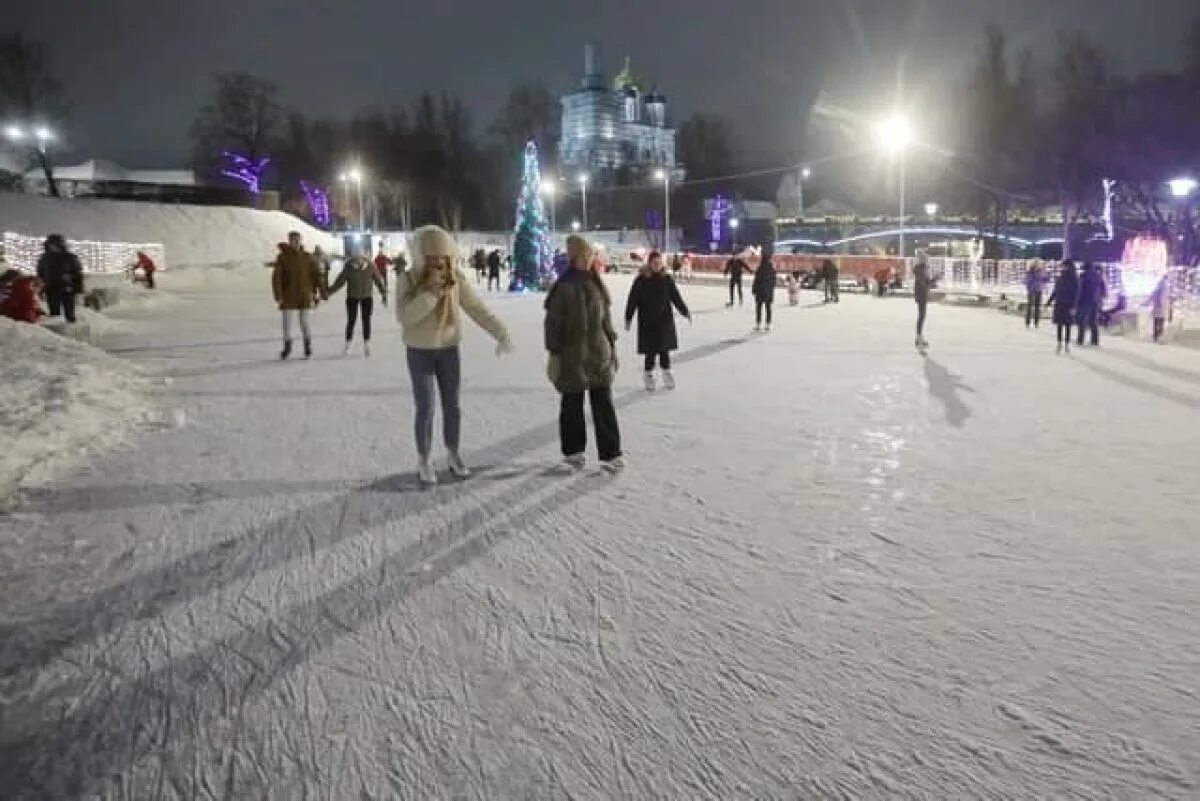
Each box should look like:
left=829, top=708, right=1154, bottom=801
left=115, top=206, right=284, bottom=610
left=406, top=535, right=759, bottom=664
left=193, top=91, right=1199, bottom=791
left=577, top=173, right=589, bottom=231
left=338, top=173, right=351, bottom=229
left=655, top=169, right=671, bottom=252
left=729, top=217, right=740, bottom=252
left=875, top=115, right=914, bottom=256
left=542, top=179, right=557, bottom=233
left=796, top=165, right=811, bottom=219
left=1168, top=177, right=1197, bottom=263
left=348, top=167, right=365, bottom=231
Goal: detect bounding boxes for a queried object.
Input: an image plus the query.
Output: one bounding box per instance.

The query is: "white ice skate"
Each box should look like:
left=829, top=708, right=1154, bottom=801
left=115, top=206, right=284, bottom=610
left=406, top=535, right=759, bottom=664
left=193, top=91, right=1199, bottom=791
left=600, top=455, right=625, bottom=474
left=661, top=369, right=675, bottom=390
left=447, top=450, right=471, bottom=479
left=564, top=453, right=586, bottom=470
left=643, top=371, right=656, bottom=391
left=417, top=456, right=438, bottom=485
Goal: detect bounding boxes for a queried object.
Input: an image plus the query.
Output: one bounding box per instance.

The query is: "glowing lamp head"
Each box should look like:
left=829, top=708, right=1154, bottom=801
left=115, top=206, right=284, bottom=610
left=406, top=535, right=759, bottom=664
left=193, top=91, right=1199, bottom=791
left=541, top=180, right=556, bottom=196
left=729, top=218, right=740, bottom=230
left=1168, top=177, right=1197, bottom=198
left=655, top=169, right=667, bottom=182
left=924, top=202, right=939, bottom=217
left=34, top=126, right=52, bottom=142
left=577, top=173, right=589, bottom=186
left=4, top=125, right=24, bottom=141
left=875, top=115, right=914, bottom=153
left=348, top=168, right=362, bottom=183
left=571, top=220, right=582, bottom=232
left=801, top=167, right=812, bottom=179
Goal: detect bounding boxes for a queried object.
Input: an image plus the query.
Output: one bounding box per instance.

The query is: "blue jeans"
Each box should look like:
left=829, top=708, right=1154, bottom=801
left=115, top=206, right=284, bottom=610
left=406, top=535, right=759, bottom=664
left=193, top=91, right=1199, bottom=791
left=406, top=347, right=461, bottom=456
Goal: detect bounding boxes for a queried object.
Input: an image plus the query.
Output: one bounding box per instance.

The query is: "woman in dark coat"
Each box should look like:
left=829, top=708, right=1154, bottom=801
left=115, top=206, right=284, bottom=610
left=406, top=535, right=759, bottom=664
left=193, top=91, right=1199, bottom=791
left=625, top=251, right=691, bottom=391
left=752, top=249, right=777, bottom=331
left=1046, top=260, right=1079, bottom=353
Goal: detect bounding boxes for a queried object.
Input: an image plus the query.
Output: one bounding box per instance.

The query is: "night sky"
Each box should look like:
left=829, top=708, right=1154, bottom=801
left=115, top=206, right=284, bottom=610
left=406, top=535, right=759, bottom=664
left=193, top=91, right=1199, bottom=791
left=8, top=0, right=1198, bottom=168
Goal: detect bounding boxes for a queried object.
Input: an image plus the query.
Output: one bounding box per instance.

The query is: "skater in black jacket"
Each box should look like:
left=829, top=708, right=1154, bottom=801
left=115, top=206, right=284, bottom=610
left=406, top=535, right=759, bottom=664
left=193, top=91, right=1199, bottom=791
left=752, top=250, right=777, bottom=331
left=1046, top=260, right=1079, bottom=353
left=36, top=234, right=84, bottom=323
left=724, top=253, right=748, bottom=307
left=625, top=251, right=691, bottom=391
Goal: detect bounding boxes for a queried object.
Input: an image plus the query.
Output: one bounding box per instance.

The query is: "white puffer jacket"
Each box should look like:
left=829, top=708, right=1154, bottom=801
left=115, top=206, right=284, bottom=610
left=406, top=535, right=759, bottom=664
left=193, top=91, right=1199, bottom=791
left=395, top=267, right=510, bottom=349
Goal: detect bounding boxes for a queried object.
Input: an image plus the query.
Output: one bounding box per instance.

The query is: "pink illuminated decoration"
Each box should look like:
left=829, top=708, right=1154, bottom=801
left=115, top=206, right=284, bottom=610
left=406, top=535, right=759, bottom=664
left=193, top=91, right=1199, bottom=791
left=299, top=181, right=331, bottom=226
left=221, top=151, right=270, bottom=194
left=1122, top=235, right=1169, bottom=273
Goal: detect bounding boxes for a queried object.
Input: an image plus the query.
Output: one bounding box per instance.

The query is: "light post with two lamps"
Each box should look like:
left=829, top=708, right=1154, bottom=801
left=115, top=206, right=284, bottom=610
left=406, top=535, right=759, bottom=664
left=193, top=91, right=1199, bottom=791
left=874, top=114, right=914, bottom=256
left=5, top=124, right=59, bottom=196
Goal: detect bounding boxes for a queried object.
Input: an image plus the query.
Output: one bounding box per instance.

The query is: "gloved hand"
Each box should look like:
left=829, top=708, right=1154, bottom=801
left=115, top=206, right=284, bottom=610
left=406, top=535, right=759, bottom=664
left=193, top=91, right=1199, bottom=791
left=495, top=336, right=514, bottom=357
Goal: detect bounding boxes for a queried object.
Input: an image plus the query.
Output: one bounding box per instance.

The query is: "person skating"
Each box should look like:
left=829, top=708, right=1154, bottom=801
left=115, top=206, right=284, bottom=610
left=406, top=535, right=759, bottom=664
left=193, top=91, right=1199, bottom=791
left=752, top=249, right=777, bottom=331
left=272, top=231, right=324, bottom=359
left=327, top=246, right=388, bottom=357
left=471, top=248, right=486, bottom=284
left=1076, top=262, right=1107, bottom=346
left=1025, top=260, right=1047, bottom=328
left=544, top=235, right=623, bottom=472
left=135, top=251, right=157, bottom=289
left=36, top=234, right=84, bottom=323
left=1148, top=273, right=1173, bottom=343
left=1046, top=260, right=1079, bottom=353
left=913, top=250, right=934, bottom=348
left=0, top=268, right=43, bottom=323
left=397, top=225, right=513, bottom=485
left=486, top=249, right=503, bottom=291
left=624, top=250, right=691, bottom=391
left=373, top=251, right=391, bottom=293
left=725, top=252, right=748, bottom=307
left=822, top=258, right=839, bottom=303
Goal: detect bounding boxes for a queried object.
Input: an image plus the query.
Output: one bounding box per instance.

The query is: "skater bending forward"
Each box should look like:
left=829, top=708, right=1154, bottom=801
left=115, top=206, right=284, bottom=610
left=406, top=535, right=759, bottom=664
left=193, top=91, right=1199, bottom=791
left=544, top=235, right=624, bottom=472
left=396, top=225, right=513, bottom=485
left=625, top=250, right=690, bottom=391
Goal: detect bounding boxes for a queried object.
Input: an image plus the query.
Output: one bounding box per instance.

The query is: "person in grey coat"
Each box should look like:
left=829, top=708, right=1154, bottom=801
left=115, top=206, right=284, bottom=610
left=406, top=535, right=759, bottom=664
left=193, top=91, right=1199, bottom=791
left=327, top=249, right=388, bottom=356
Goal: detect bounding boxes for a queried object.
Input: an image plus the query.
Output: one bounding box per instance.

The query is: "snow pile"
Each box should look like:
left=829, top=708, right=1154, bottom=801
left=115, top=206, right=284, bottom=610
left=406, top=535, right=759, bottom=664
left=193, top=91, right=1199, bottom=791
left=0, top=318, right=155, bottom=508
left=0, top=192, right=340, bottom=269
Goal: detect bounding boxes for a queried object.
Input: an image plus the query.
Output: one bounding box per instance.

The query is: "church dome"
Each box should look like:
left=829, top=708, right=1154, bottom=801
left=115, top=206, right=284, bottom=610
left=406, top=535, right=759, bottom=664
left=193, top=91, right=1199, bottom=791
left=613, top=56, right=640, bottom=92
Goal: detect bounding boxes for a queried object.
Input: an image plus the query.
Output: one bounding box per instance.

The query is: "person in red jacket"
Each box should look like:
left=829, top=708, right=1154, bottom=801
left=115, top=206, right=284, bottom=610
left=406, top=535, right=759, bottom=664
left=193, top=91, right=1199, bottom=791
left=373, top=251, right=391, bottom=291
left=0, top=269, right=44, bottom=323
left=136, top=251, right=157, bottom=289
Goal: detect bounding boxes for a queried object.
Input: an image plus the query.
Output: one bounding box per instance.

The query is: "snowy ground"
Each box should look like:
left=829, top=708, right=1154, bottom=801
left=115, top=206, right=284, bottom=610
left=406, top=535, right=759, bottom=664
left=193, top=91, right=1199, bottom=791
left=2, top=270, right=1199, bottom=799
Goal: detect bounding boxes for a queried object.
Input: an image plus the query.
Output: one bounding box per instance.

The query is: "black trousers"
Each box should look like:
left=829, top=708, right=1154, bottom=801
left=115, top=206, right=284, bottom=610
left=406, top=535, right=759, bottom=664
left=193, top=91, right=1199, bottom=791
left=47, top=291, right=77, bottom=323
left=755, top=299, right=772, bottom=326
left=1026, top=291, right=1042, bottom=327
left=728, top=276, right=743, bottom=304
left=916, top=299, right=928, bottom=336
left=643, top=352, right=671, bottom=371
left=345, top=297, right=374, bottom=341
left=1056, top=323, right=1073, bottom=344
left=824, top=279, right=839, bottom=303
left=1153, top=317, right=1166, bottom=342
left=488, top=272, right=501, bottom=291
left=560, top=387, right=621, bottom=461
left=1077, top=307, right=1099, bottom=345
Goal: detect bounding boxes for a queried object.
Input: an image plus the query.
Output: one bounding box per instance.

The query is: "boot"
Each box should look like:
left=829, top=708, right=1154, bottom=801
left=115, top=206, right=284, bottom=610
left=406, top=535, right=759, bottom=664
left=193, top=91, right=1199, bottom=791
left=280, top=340, right=293, bottom=360
left=303, top=339, right=313, bottom=359
left=417, top=455, right=438, bottom=485
left=643, top=370, right=656, bottom=391
left=661, top=369, right=675, bottom=390
left=447, top=449, right=471, bottom=479
left=600, top=455, right=625, bottom=473
left=564, top=453, right=586, bottom=470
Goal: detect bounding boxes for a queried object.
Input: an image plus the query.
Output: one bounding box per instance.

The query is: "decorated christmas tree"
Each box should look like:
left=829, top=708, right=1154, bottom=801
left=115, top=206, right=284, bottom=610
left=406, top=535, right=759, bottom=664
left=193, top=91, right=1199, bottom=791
left=510, top=140, right=554, bottom=291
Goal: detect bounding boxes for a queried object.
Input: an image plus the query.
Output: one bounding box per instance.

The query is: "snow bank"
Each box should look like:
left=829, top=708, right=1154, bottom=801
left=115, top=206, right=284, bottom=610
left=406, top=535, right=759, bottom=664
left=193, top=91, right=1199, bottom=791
left=0, top=192, right=340, bottom=269
left=0, top=319, right=156, bottom=508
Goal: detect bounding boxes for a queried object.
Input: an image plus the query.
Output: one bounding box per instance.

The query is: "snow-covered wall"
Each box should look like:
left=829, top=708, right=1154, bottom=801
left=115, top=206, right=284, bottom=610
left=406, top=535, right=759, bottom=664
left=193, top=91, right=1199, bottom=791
left=0, top=192, right=340, bottom=269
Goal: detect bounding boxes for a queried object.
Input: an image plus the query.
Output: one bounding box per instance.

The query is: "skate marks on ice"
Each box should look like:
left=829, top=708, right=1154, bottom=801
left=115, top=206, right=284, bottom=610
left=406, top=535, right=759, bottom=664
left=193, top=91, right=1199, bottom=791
left=922, top=358, right=975, bottom=428
left=1071, top=354, right=1200, bottom=412
left=0, top=470, right=618, bottom=799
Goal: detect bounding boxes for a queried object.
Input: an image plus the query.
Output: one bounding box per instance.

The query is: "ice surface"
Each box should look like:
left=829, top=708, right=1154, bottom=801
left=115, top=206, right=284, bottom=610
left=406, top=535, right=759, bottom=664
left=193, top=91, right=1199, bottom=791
left=1, top=275, right=1199, bottom=799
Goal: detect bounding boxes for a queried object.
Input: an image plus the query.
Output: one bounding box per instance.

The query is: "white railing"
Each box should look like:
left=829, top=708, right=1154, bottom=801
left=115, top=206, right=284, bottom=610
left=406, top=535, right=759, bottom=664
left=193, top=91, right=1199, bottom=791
left=1, top=231, right=167, bottom=274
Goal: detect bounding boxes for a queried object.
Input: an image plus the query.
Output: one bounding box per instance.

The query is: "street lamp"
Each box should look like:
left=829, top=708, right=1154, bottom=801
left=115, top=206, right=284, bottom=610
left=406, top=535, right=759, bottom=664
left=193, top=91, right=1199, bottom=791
left=729, top=217, right=740, bottom=251
left=541, top=179, right=557, bottom=233
left=875, top=114, right=914, bottom=256
left=577, top=173, right=590, bottom=231
left=924, top=202, right=939, bottom=218
left=1168, top=177, right=1198, bottom=198
left=796, top=165, right=811, bottom=219
left=4, top=125, right=24, bottom=142
left=342, top=167, right=365, bottom=230
left=655, top=168, right=671, bottom=252
left=571, top=219, right=582, bottom=233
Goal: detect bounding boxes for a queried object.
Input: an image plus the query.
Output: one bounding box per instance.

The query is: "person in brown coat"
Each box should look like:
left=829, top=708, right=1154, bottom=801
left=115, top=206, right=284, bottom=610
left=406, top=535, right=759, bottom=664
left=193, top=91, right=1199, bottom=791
left=544, top=235, right=623, bottom=471
left=272, top=231, right=325, bottom=359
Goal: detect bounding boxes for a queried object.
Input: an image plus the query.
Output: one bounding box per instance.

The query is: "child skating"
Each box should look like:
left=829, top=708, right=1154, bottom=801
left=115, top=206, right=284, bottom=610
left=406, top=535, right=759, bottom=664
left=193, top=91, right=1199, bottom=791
left=624, top=250, right=691, bottom=391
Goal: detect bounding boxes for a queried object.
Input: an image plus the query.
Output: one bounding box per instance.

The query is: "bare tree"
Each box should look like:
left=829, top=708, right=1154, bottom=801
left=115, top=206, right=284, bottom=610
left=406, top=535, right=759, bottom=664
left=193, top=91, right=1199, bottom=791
left=190, top=72, right=283, bottom=180
left=0, top=34, right=64, bottom=196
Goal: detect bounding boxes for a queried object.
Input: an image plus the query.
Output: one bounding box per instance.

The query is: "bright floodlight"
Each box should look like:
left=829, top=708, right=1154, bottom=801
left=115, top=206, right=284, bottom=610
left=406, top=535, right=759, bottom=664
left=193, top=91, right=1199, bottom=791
left=577, top=173, right=589, bottom=186
left=875, top=115, right=914, bottom=153
left=1168, top=177, right=1198, bottom=198
left=924, top=202, right=940, bottom=216
left=4, top=125, right=23, bottom=141
left=348, top=168, right=362, bottom=182
left=33, top=126, right=52, bottom=142
left=541, top=180, right=556, bottom=196
left=654, top=169, right=666, bottom=182
left=729, top=218, right=740, bottom=230
left=801, top=166, right=812, bottom=179
left=571, top=220, right=582, bottom=232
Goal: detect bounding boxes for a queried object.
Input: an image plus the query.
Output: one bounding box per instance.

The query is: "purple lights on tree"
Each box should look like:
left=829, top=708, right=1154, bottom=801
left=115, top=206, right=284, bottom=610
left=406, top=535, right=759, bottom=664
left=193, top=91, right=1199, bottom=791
left=221, top=151, right=270, bottom=194
left=299, top=181, right=331, bottom=226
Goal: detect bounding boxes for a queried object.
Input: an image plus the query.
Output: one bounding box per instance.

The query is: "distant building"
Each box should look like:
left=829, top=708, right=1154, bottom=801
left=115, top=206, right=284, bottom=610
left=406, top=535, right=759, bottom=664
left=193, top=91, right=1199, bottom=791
left=22, top=159, right=195, bottom=198
left=559, top=44, right=682, bottom=184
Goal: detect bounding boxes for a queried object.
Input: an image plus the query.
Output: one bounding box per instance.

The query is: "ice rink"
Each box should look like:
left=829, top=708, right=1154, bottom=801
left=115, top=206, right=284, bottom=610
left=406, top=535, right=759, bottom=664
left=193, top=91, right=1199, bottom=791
left=2, top=270, right=1198, bottom=799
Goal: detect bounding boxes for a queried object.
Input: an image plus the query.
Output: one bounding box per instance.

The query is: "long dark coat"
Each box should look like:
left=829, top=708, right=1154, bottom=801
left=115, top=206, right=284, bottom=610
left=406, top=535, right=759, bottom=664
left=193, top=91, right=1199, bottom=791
left=1048, top=271, right=1079, bottom=325
left=752, top=259, right=777, bottom=301
left=544, top=268, right=618, bottom=393
left=624, top=270, right=690, bottom=354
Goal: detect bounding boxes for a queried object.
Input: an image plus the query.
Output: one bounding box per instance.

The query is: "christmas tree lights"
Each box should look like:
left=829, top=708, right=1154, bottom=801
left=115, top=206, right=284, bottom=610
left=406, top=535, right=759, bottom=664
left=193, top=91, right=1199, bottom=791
left=510, top=140, right=554, bottom=291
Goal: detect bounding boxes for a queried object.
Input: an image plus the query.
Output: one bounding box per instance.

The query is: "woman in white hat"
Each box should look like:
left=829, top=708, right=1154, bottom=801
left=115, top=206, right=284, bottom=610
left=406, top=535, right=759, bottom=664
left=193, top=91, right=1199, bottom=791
left=396, top=225, right=513, bottom=484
